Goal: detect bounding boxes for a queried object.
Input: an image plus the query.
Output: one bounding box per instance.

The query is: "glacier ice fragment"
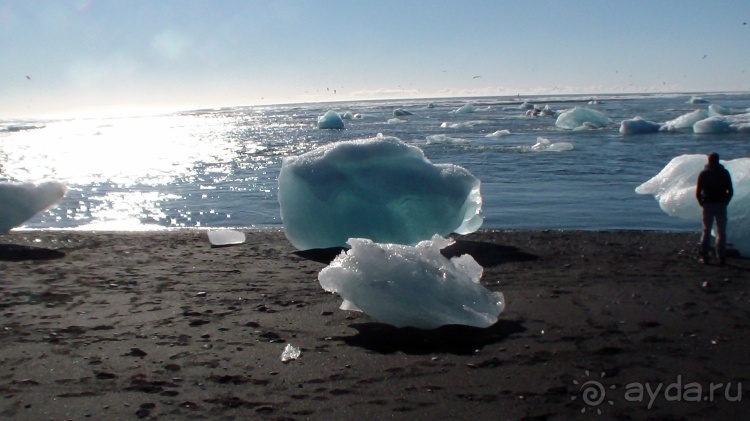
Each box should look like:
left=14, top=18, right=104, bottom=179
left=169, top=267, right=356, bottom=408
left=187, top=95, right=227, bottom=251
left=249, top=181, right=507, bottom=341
left=0, top=181, right=67, bottom=232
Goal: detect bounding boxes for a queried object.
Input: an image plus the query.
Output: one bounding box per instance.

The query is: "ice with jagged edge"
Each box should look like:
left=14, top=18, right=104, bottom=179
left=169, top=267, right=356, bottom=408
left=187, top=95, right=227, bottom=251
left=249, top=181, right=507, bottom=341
left=531, top=137, right=574, bottom=152
left=555, top=106, right=611, bottom=130
left=278, top=134, right=483, bottom=250
left=318, top=235, right=504, bottom=329
left=635, top=154, right=750, bottom=256
left=0, top=181, right=67, bottom=232
left=317, top=110, right=345, bottom=129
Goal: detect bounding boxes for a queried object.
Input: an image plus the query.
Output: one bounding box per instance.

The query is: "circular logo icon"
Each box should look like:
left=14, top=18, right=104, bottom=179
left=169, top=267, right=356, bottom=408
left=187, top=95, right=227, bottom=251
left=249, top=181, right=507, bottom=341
left=571, top=370, right=616, bottom=415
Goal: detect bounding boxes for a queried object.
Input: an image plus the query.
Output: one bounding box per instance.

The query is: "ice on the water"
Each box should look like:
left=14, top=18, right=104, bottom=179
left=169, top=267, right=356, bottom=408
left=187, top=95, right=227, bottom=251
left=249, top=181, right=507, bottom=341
left=454, top=104, right=476, bottom=114
left=0, top=181, right=67, bottom=232
left=531, top=137, right=574, bottom=152
left=555, top=106, right=611, bottom=130
left=619, top=117, right=662, bottom=135
left=663, top=109, right=709, bottom=131
left=426, top=134, right=468, bottom=144
left=317, top=111, right=345, bottom=129
left=689, top=96, right=709, bottom=104
left=636, top=154, right=750, bottom=256
left=393, top=108, right=413, bottom=117
left=277, top=134, right=483, bottom=250
left=486, top=130, right=511, bottom=138
left=318, top=235, right=504, bottom=329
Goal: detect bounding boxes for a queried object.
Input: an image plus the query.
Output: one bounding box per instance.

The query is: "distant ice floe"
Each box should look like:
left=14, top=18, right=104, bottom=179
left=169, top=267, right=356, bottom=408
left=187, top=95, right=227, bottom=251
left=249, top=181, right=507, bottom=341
left=425, top=134, right=469, bottom=144
left=278, top=134, right=483, bottom=250
left=486, top=130, right=511, bottom=138
left=689, top=96, right=709, bottom=104
left=0, top=181, right=67, bottom=232
left=531, top=137, right=574, bottom=152
left=454, top=104, right=477, bottom=114
left=636, top=154, right=750, bottom=256
left=318, top=235, right=504, bottom=329
left=317, top=111, right=345, bottom=129
left=393, top=108, right=413, bottom=117
left=555, top=106, right=611, bottom=130
left=619, top=117, right=662, bottom=135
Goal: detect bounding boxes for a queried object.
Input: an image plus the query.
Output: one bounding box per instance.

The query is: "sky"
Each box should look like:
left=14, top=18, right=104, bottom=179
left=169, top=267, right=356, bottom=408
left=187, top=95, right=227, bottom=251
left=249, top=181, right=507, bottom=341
left=2, top=0, right=749, bottom=118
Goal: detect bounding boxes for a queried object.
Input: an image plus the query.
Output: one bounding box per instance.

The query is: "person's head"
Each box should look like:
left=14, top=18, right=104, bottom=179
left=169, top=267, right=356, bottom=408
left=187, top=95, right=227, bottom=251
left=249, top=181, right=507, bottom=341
left=708, top=152, right=720, bottom=165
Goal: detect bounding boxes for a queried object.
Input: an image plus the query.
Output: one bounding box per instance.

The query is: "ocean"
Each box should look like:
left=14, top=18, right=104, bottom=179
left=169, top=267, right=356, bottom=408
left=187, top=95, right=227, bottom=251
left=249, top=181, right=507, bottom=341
left=2, top=92, right=749, bottom=232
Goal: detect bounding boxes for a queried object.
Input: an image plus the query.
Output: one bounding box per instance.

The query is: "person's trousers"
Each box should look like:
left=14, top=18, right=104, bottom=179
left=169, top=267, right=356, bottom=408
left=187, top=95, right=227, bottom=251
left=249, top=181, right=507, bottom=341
left=700, top=203, right=728, bottom=259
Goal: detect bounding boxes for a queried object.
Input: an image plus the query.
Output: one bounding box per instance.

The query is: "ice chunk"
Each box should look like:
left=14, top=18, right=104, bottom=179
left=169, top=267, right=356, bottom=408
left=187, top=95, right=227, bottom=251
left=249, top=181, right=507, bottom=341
left=317, top=111, right=345, bottom=129
left=663, top=109, right=709, bottom=131
left=0, top=181, right=67, bottom=232
left=555, top=106, right=611, bottom=130
left=393, top=108, right=413, bottom=116
left=693, top=117, right=732, bottom=134
left=278, top=135, right=483, bottom=250
left=688, top=96, right=709, bottom=104
left=486, top=130, right=511, bottom=138
left=426, top=134, right=468, bottom=144
left=318, top=235, right=504, bottom=329
left=207, top=229, right=246, bottom=247
left=455, top=104, right=476, bottom=114
left=636, top=154, right=750, bottom=256
left=280, top=344, right=301, bottom=362
left=531, top=137, right=574, bottom=152
left=619, top=117, right=662, bottom=135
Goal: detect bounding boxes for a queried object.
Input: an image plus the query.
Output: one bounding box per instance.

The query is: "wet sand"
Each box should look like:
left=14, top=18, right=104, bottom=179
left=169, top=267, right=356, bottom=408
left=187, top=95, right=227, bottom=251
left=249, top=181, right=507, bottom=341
left=1, top=229, right=748, bottom=420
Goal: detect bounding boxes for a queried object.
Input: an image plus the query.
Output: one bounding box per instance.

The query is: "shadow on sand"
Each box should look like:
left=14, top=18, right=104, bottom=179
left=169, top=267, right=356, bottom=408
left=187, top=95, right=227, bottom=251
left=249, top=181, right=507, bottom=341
left=335, top=320, right=526, bottom=355
left=0, top=243, right=66, bottom=262
left=294, top=239, right=538, bottom=268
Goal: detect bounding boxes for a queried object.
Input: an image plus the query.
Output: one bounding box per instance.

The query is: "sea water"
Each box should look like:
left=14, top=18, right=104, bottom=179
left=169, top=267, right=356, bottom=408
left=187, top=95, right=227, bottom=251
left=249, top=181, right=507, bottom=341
left=2, top=92, right=749, bottom=232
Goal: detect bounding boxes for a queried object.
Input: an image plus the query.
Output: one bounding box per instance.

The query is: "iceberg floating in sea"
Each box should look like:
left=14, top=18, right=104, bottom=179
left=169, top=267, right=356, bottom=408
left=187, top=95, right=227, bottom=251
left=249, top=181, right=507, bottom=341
left=277, top=134, right=483, bottom=250
left=531, top=137, right=574, bottom=152
left=317, top=111, right=345, bottom=129
left=393, top=108, right=413, bottom=117
left=555, top=106, right=611, bottom=130
left=0, top=181, right=67, bottom=232
left=663, top=109, right=709, bottom=132
left=455, top=104, right=476, bottom=114
left=635, top=154, right=750, bottom=256
left=619, top=117, right=662, bottom=135
left=318, top=235, right=504, bottom=329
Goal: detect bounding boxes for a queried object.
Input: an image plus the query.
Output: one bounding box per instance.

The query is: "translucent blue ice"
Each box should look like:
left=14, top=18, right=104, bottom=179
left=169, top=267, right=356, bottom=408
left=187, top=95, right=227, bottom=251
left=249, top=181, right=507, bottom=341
left=555, top=106, right=611, bottom=130
left=278, top=135, right=483, bottom=250
left=318, top=235, right=504, bottom=329
left=0, top=181, right=67, bottom=232
left=636, top=154, right=750, bottom=256
left=663, top=109, right=709, bottom=131
left=317, top=111, right=345, bottom=129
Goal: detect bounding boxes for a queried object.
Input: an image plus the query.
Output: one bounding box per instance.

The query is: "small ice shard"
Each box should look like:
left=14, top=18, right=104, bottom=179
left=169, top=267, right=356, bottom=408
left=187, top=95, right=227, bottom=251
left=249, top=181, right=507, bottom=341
left=280, top=343, right=301, bottom=362
left=555, top=106, right=611, bottom=130
left=455, top=104, right=476, bottom=114
left=663, top=109, right=709, bottom=131
left=207, top=229, right=246, bottom=247
left=693, top=117, right=733, bottom=134
left=531, top=137, right=574, bottom=152
left=689, top=96, right=709, bottom=104
left=318, top=235, right=505, bottom=329
left=0, top=181, right=67, bottom=232
left=619, top=117, right=662, bottom=135
left=317, top=111, right=345, bottom=129
left=340, top=111, right=354, bottom=120
left=486, top=130, right=511, bottom=138
left=278, top=134, right=483, bottom=250
left=387, top=118, right=405, bottom=124
left=393, top=108, right=413, bottom=116
left=426, top=134, right=468, bottom=144
left=636, top=154, right=750, bottom=256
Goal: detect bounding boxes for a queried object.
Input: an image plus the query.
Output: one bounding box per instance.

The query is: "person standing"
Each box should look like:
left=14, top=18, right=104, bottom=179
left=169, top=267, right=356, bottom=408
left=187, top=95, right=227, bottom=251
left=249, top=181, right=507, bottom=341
left=696, top=152, right=733, bottom=265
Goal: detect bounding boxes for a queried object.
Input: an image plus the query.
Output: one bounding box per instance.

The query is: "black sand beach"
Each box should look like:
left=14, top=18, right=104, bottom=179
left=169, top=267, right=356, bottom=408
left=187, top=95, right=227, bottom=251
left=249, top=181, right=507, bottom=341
left=1, top=230, right=748, bottom=420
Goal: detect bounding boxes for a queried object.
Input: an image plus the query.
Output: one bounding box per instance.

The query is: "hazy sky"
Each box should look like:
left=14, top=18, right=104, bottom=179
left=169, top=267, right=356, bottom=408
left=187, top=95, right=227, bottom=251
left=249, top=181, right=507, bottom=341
left=2, top=0, right=749, bottom=118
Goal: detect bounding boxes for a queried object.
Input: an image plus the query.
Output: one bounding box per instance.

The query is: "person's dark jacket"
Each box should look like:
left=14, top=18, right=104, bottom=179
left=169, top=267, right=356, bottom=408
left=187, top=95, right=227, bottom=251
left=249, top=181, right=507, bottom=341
left=696, top=162, right=733, bottom=205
